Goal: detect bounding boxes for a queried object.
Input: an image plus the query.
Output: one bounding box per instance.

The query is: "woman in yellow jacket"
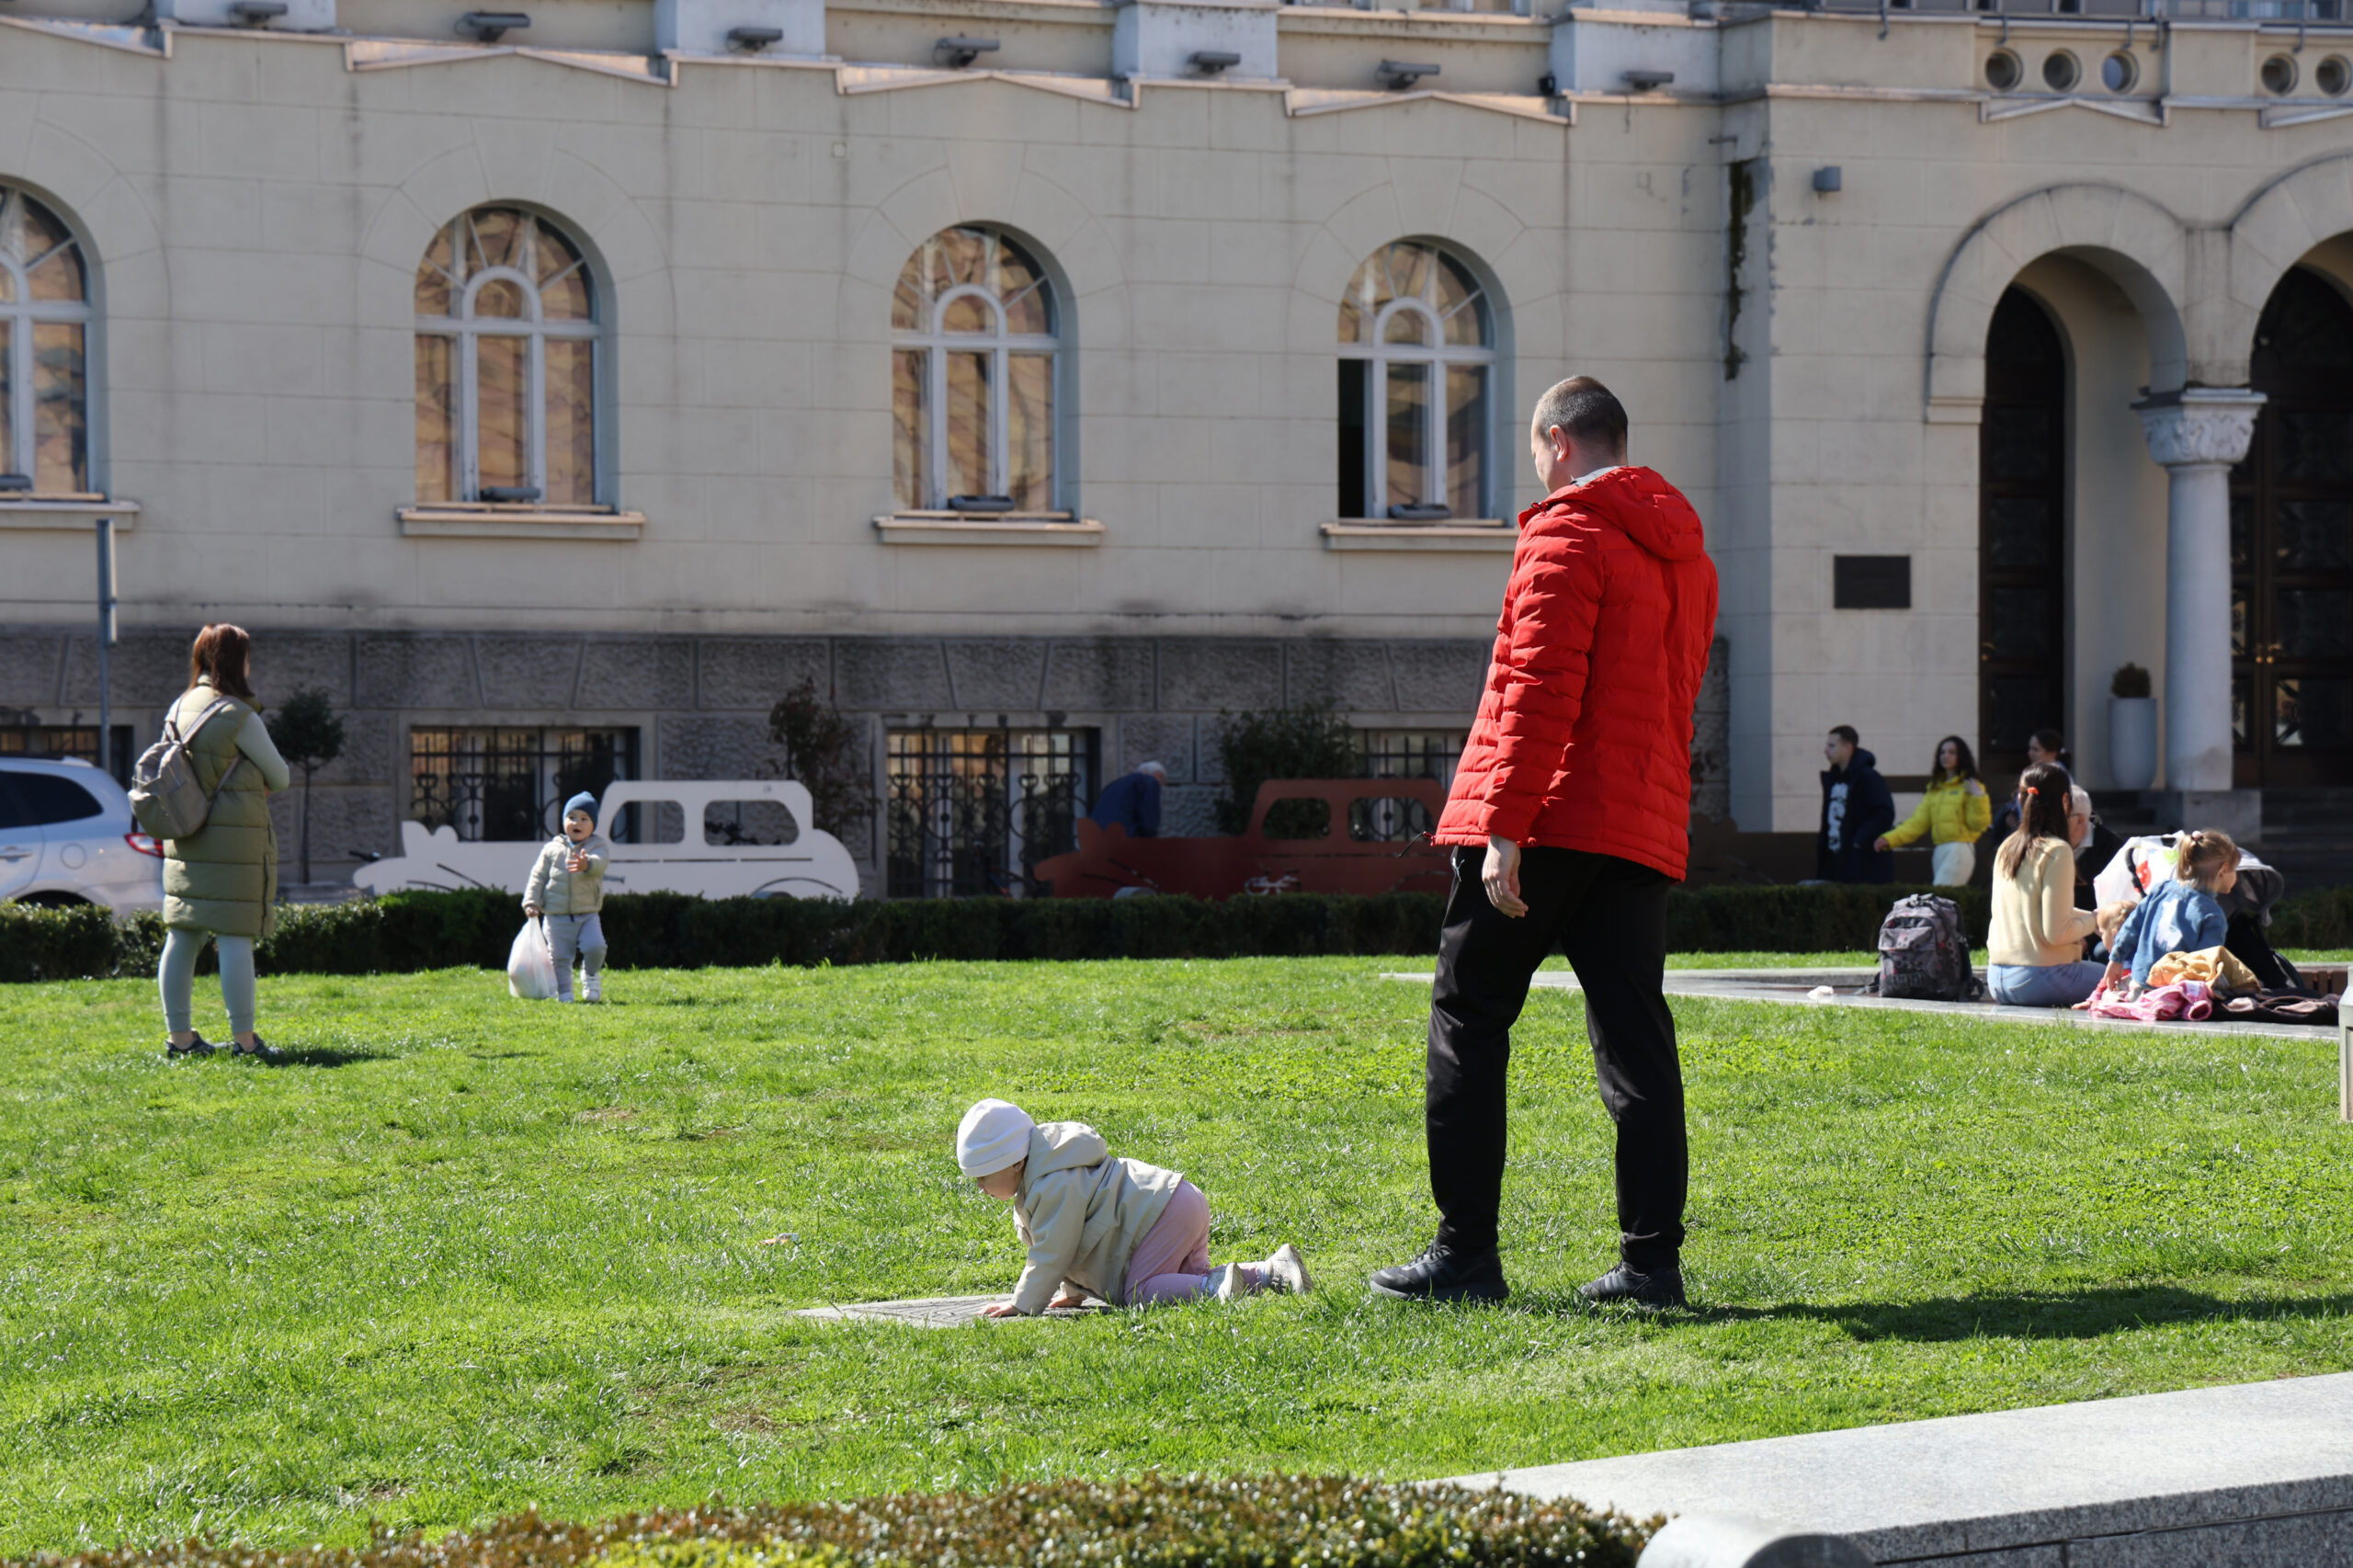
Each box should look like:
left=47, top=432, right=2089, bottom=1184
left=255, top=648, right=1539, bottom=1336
left=1874, top=735, right=1993, bottom=885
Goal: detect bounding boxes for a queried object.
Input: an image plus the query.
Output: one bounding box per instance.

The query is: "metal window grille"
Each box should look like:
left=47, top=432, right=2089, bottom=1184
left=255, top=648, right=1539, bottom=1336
left=886, top=726, right=1097, bottom=898
left=409, top=726, right=639, bottom=842
left=0, top=724, right=133, bottom=787
left=1355, top=729, right=1464, bottom=842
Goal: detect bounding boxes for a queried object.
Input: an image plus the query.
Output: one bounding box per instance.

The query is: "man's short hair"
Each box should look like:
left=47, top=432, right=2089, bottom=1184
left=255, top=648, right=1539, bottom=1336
left=1531, top=376, right=1629, bottom=457
left=1829, top=724, right=1859, bottom=746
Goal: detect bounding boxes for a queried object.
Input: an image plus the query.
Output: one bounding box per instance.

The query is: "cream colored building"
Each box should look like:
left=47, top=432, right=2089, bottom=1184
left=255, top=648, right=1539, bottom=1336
left=1, top=0, right=2349, bottom=894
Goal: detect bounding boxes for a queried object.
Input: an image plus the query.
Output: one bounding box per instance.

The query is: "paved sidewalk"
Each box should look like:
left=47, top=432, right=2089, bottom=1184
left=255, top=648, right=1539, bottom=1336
left=1382, top=968, right=2339, bottom=1042
left=793, top=1294, right=1109, bottom=1327
left=1447, top=1371, right=2353, bottom=1566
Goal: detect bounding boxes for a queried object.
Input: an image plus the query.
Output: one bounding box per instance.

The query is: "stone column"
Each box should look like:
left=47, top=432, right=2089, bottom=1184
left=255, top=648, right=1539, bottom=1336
left=2131, top=387, right=2266, bottom=841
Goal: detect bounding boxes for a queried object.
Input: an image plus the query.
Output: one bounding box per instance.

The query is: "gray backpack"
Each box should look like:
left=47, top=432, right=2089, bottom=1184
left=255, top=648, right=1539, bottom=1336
left=1871, top=892, right=1980, bottom=1001
left=128, top=696, right=244, bottom=842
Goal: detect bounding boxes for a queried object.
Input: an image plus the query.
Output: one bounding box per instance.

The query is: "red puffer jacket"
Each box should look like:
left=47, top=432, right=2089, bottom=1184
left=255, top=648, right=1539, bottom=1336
left=1434, top=466, right=1719, bottom=880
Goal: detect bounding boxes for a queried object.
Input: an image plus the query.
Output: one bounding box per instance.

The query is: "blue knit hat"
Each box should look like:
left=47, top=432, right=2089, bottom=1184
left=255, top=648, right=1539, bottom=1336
left=563, top=791, right=597, bottom=822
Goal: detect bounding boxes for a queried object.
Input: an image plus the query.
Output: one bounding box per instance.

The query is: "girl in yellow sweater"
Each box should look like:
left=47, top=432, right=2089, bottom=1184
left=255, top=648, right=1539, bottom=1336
left=1875, top=735, right=1992, bottom=885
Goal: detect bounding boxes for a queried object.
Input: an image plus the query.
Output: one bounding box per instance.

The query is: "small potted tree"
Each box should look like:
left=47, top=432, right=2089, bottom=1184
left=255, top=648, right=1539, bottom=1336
left=2109, top=662, right=2156, bottom=790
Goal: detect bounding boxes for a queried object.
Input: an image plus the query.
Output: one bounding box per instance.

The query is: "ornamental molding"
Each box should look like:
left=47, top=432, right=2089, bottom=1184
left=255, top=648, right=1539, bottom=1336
left=2132, top=389, right=2267, bottom=469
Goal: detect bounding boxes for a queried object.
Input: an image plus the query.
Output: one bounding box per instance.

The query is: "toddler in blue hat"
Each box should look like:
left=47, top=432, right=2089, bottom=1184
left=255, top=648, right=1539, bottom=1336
left=524, top=790, right=610, bottom=1002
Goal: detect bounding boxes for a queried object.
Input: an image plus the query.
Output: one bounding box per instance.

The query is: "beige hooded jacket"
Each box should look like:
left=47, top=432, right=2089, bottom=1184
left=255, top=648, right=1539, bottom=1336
left=1008, top=1120, right=1185, bottom=1313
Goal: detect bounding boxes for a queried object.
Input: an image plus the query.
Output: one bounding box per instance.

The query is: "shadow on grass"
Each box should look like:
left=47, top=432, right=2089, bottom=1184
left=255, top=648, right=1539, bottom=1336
left=1495, top=1285, right=2353, bottom=1341
left=1727, top=1286, right=2353, bottom=1342
left=256, top=1046, right=395, bottom=1069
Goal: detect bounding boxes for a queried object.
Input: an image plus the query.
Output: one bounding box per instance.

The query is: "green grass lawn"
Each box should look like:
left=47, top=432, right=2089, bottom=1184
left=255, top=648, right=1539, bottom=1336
left=4, top=958, right=2349, bottom=1556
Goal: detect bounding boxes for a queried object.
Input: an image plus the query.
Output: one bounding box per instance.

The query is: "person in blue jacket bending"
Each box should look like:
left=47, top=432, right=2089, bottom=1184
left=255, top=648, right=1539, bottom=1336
left=1090, top=761, right=1167, bottom=837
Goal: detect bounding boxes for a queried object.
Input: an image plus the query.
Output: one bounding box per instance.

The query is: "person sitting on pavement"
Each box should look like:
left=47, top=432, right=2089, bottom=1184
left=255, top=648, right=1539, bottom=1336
left=1817, top=726, right=1893, bottom=884
left=1875, top=734, right=1991, bottom=886
left=2105, top=830, right=2237, bottom=997
left=1986, top=763, right=2105, bottom=1008
left=1088, top=762, right=1166, bottom=838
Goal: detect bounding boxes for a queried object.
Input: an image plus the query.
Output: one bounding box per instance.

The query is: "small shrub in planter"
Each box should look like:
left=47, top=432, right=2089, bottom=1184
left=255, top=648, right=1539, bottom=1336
left=43, top=1475, right=1655, bottom=1568
left=2110, top=663, right=2153, bottom=699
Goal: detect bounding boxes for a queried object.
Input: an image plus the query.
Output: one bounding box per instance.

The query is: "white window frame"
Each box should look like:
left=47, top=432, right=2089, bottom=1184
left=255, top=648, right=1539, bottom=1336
left=415, top=210, right=602, bottom=506
left=1338, top=244, right=1495, bottom=521
left=0, top=185, right=94, bottom=494
left=892, top=231, right=1062, bottom=513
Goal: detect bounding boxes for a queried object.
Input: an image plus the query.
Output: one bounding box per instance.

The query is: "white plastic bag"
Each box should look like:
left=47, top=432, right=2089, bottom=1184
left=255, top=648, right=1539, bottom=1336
left=507, top=916, right=560, bottom=1000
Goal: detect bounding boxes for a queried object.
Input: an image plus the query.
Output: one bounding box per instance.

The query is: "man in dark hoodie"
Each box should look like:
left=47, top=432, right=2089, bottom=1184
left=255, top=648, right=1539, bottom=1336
left=1818, top=725, right=1895, bottom=883
left=1370, top=376, right=1718, bottom=1310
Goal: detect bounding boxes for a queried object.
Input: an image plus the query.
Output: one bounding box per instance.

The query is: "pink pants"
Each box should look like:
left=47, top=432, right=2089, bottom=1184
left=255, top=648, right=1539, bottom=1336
left=1123, top=1180, right=1222, bottom=1304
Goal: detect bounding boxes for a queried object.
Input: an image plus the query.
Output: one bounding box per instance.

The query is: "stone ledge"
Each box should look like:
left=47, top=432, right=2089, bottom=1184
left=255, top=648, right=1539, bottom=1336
left=1456, top=1371, right=2353, bottom=1567
left=0, top=497, right=142, bottom=529
left=872, top=515, right=1106, bottom=546
left=396, top=506, right=646, bottom=540
left=1321, top=520, right=1517, bottom=551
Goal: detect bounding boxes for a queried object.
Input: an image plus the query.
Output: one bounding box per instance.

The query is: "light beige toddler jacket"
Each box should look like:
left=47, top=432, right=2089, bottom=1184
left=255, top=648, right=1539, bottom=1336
left=1008, top=1120, right=1184, bottom=1313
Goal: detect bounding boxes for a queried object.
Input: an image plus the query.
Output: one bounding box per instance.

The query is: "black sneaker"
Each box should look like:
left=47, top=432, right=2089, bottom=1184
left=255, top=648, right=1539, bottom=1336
left=1368, top=1242, right=1510, bottom=1303
left=231, top=1035, right=284, bottom=1063
left=165, top=1032, right=216, bottom=1059
left=1578, top=1262, right=1688, bottom=1308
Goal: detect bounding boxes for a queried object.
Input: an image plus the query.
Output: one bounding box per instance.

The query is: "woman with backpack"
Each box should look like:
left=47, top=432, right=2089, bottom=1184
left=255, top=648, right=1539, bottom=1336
left=157, top=624, right=290, bottom=1060
left=1985, top=762, right=2103, bottom=1007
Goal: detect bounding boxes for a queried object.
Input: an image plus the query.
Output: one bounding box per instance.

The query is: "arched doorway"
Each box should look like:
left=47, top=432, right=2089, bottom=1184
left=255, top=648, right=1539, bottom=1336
left=1979, top=288, right=2068, bottom=785
left=2233, top=267, right=2353, bottom=787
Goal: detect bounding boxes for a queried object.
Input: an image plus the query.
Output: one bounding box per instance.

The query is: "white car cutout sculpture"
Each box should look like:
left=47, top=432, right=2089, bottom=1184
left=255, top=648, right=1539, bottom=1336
left=351, top=779, right=858, bottom=901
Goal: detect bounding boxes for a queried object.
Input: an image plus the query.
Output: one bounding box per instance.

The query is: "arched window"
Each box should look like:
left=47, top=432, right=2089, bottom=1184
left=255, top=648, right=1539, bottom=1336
left=891, top=227, right=1059, bottom=514
left=415, top=207, right=600, bottom=506
left=0, top=185, right=93, bottom=495
left=1337, top=241, right=1495, bottom=521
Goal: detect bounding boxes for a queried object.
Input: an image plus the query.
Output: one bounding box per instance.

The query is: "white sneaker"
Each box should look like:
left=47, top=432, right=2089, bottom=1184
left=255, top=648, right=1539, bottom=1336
left=584, top=973, right=602, bottom=1003
left=1264, top=1243, right=1312, bottom=1295
left=1212, top=1262, right=1247, bottom=1301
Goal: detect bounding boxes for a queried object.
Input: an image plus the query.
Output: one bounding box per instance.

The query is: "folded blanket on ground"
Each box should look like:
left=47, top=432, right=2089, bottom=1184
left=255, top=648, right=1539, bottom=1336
left=2147, top=945, right=2261, bottom=995
left=2081, top=980, right=2215, bottom=1021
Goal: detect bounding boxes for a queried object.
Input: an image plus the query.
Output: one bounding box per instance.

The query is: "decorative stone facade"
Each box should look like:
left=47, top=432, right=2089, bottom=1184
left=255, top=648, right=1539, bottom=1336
left=3, top=0, right=2351, bottom=860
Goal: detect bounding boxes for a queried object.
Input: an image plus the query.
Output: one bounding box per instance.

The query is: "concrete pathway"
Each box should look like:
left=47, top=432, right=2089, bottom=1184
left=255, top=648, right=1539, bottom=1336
left=1382, top=968, right=2342, bottom=1043
left=1449, top=1371, right=2353, bottom=1566
left=792, top=1294, right=1108, bottom=1327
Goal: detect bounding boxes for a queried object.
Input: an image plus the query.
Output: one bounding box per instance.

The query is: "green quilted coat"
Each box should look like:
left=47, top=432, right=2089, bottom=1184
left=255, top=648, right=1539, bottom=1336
left=161, top=682, right=279, bottom=939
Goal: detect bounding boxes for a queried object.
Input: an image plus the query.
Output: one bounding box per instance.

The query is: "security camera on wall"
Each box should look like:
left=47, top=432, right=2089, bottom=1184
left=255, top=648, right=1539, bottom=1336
left=153, top=0, right=335, bottom=29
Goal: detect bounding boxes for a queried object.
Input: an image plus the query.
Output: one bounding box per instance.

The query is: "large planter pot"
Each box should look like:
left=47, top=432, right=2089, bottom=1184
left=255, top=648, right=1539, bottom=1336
left=2109, top=696, right=2158, bottom=790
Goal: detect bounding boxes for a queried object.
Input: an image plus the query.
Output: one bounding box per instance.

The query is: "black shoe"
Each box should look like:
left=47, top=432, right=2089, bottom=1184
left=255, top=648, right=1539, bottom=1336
left=1369, top=1242, right=1510, bottom=1303
left=1578, top=1262, right=1688, bottom=1308
left=165, top=1032, right=216, bottom=1059
left=231, top=1035, right=283, bottom=1062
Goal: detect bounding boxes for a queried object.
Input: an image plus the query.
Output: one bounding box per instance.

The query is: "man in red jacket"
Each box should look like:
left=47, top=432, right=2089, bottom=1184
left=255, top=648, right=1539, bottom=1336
left=1370, top=377, right=1719, bottom=1308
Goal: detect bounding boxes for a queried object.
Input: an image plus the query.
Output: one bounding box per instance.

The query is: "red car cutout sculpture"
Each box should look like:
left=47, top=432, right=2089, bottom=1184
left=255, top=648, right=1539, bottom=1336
left=1034, top=778, right=1454, bottom=899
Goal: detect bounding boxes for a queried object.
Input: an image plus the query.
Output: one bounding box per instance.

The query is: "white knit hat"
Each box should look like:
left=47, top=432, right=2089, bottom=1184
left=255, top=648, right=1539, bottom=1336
left=956, top=1097, right=1035, bottom=1177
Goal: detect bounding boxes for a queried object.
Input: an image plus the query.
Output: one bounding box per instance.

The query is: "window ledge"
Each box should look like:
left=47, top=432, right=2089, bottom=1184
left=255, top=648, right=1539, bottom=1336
left=873, top=514, right=1104, bottom=546
left=1321, top=519, right=1515, bottom=551
left=398, top=504, right=645, bottom=540
left=0, top=496, right=142, bottom=529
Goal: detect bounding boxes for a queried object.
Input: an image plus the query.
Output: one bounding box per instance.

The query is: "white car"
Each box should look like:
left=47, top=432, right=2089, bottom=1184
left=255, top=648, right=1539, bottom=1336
left=351, top=778, right=860, bottom=901
left=0, top=757, right=166, bottom=915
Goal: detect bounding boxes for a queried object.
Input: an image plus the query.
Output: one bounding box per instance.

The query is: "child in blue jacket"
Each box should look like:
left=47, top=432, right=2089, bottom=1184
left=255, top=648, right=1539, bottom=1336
left=2106, top=829, right=2237, bottom=994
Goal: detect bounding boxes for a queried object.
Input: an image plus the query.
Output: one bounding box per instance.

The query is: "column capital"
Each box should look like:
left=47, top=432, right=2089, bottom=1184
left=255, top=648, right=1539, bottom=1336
left=2132, top=387, right=2267, bottom=469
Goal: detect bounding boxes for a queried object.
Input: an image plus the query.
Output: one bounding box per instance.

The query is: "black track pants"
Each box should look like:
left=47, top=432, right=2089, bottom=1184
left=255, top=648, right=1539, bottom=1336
left=1425, top=844, right=1688, bottom=1271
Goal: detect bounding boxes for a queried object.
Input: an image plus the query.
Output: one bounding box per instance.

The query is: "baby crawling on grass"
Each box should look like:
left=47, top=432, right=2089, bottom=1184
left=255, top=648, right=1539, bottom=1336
left=957, top=1098, right=1310, bottom=1316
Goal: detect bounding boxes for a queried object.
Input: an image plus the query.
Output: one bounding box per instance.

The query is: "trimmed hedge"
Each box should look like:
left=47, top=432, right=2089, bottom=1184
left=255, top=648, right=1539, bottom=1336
left=2, top=881, right=2046, bottom=983
left=40, top=1475, right=1655, bottom=1568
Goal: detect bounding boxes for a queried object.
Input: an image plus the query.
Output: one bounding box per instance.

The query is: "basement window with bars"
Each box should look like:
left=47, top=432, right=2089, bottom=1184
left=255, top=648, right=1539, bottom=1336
left=1356, top=728, right=1464, bottom=842
left=1, top=724, right=133, bottom=787
left=885, top=726, right=1097, bottom=898
left=408, top=726, right=638, bottom=842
